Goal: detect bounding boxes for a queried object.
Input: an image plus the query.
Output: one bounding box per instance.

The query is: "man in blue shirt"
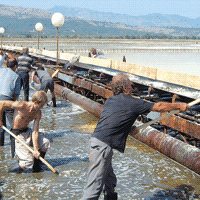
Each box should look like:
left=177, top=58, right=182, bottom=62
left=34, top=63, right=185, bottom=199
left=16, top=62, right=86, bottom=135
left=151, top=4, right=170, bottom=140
left=0, top=59, right=21, bottom=157
left=17, top=48, right=35, bottom=101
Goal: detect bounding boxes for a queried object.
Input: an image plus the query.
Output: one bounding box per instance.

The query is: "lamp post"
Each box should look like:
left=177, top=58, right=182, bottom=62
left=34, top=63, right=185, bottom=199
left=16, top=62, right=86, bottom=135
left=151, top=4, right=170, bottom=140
left=0, top=27, right=5, bottom=51
left=35, top=23, right=43, bottom=49
left=51, top=13, right=64, bottom=65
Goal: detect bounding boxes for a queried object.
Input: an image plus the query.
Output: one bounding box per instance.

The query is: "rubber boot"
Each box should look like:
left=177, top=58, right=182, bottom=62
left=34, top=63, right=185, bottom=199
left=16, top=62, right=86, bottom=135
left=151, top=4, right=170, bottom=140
left=52, top=97, right=56, bottom=107
left=104, top=192, right=118, bottom=200
left=10, top=135, right=15, bottom=158
left=0, top=112, right=5, bottom=146
left=33, top=151, right=46, bottom=173
left=0, top=131, right=4, bottom=146
left=8, top=162, right=23, bottom=173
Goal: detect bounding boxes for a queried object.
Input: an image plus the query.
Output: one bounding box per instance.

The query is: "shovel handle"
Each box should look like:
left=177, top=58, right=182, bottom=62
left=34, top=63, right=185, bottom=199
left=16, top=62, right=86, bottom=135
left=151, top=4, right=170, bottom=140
left=2, top=125, right=59, bottom=174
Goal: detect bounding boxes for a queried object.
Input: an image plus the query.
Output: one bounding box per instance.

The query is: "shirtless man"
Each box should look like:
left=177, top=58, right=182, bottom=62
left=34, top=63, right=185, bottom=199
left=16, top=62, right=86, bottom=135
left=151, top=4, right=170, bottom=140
left=0, top=91, right=50, bottom=173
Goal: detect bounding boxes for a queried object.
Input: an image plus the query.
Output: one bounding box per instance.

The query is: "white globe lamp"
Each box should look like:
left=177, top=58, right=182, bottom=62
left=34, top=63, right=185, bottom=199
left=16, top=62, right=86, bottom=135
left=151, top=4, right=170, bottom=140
left=0, top=27, right=5, bottom=34
left=35, top=23, right=43, bottom=32
left=51, top=13, right=64, bottom=28
left=51, top=13, right=65, bottom=65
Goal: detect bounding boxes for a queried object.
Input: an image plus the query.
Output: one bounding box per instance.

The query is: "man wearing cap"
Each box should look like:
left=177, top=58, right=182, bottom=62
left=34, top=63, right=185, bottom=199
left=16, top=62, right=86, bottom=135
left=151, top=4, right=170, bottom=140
left=17, top=48, right=36, bottom=101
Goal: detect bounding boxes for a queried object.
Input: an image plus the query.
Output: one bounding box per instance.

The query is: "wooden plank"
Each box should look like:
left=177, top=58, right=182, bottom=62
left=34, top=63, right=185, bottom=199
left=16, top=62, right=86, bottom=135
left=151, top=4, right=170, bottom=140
left=157, top=69, right=200, bottom=90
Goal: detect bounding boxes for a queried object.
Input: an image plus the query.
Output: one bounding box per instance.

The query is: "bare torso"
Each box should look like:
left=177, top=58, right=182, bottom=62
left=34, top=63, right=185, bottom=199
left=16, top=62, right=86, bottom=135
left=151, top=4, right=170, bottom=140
left=11, top=101, right=41, bottom=130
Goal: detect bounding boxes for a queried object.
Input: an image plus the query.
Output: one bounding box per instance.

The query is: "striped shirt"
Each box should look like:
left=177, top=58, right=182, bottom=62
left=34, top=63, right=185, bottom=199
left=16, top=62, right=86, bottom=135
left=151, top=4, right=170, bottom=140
left=17, top=53, right=35, bottom=72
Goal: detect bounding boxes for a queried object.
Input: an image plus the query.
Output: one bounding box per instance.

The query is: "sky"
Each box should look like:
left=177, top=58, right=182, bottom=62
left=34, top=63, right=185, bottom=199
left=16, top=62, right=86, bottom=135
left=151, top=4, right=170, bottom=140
left=0, top=0, right=200, bottom=19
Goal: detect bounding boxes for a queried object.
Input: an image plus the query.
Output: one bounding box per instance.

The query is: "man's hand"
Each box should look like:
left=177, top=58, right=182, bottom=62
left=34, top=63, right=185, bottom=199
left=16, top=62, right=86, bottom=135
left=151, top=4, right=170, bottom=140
left=129, top=126, right=139, bottom=137
left=179, top=103, right=190, bottom=112
left=34, top=150, right=40, bottom=159
left=0, top=121, right=3, bottom=127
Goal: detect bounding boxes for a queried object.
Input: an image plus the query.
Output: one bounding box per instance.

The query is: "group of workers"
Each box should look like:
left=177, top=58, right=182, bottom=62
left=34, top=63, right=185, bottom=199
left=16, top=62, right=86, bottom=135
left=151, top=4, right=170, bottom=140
left=0, top=47, right=190, bottom=200
left=0, top=48, right=56, bottom=173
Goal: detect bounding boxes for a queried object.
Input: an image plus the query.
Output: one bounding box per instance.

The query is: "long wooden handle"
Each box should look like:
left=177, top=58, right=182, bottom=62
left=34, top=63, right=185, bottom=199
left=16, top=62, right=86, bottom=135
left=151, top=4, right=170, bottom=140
left=2, top=125, right=59, bottom=174
left=52, top=69, right=59, bottom=78
left=138, top=98, right=200, bottom=130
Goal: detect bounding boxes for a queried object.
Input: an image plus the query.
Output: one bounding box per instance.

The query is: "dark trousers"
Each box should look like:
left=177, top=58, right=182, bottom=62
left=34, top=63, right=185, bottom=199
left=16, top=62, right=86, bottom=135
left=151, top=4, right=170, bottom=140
left=17, top=71, right=29, bottom=101
left=0, top=98, right=15, bottom=157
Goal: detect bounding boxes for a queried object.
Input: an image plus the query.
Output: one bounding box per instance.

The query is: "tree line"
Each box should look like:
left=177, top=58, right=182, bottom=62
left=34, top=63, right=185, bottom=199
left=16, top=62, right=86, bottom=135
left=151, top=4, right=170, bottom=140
left=3, top=33, right=200, bottom=40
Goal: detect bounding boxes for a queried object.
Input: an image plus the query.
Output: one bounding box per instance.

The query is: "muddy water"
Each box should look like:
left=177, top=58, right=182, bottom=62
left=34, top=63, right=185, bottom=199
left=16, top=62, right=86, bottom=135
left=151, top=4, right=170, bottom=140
left=0, top=89, right=200, bottom=200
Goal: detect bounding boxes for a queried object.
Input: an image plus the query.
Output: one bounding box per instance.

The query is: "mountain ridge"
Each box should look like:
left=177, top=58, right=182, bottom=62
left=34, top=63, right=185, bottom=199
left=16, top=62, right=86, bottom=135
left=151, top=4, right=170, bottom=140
left=0, top=4, right=200, bottom=38
left=49, top=6, right=200, bottom=28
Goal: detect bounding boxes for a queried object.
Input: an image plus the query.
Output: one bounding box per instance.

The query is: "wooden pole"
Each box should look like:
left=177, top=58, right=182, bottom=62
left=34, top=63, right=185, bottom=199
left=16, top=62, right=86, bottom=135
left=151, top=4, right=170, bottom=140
left=1, top=34, right=2, bottom=51
left=138, top=98, right=200, bottom=130
left=2, top=125, right=59, bottom=174
left=51, top=69, right=59, bottom=78
left=38, top=31, right=40, bottom=49
left=56, top=27, right=59, bottom=66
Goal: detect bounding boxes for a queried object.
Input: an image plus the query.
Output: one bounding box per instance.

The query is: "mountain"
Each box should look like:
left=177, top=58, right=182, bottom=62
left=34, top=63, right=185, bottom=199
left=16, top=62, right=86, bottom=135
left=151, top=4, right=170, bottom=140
left=49, top=6, right=200, bottom=28
left=0, top=4, right=52, bottom=19
left=0, top=4, right=200, bottom=38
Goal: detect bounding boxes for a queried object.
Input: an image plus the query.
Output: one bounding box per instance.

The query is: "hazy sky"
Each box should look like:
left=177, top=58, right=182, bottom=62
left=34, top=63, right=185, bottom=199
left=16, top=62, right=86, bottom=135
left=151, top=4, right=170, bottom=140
left=0, top=0, right=200, bottom=19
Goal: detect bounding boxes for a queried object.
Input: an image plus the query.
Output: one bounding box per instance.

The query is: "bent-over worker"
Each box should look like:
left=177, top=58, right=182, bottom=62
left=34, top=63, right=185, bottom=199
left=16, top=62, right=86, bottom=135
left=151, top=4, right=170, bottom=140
left=82, top=73, right=190, bottom=200
left=0, top=91, right=50, bottom=173
left=31, top=63, right=56, bottom=107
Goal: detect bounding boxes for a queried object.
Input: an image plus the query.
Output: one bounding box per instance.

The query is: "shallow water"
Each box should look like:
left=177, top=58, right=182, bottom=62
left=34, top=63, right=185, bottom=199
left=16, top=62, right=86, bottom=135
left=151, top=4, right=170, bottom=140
left=0, top=89, right=200, bottom=199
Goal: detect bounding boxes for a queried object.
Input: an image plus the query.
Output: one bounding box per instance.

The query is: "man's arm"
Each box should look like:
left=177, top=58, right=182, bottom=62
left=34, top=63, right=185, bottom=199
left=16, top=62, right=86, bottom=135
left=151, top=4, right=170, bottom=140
left=151, top=102, right=190, bottom=112
left=0, top=101, right=23, bottom=126
left=31, top=70, right=40, bottom=84
left=32, top=110, right=41, bottom=159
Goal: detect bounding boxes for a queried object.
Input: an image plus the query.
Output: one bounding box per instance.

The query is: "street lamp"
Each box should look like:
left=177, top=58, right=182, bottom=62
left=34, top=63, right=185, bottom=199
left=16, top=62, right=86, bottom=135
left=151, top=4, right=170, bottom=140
left=35, top=22, right=43, bottom=49
left=51, top=13, right=64, bottom=65
left=0, top=27, right=5, bottom=51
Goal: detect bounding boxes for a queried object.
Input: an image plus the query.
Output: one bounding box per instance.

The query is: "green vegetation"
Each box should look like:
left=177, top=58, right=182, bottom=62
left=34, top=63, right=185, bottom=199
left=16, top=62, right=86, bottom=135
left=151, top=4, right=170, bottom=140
left=1, top=15, right=200, bottom=40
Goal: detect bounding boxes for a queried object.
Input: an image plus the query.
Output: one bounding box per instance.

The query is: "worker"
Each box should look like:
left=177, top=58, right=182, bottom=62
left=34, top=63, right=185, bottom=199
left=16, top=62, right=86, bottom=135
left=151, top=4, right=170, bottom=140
left=0, top=59, right=21, bottom=158
left=17, top=47, right=36, bottom=101
left=32, top=63, right=56, bottom=107
left=82, top=73, right=190, bottom=200
left=0, top=91, right=50, bottom=173
left=90, top=48, right=106, bottom=59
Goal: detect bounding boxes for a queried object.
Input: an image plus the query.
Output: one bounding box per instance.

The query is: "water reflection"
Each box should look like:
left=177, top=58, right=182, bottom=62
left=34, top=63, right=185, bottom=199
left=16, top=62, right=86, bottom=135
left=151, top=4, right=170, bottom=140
left=0, top=91, right=199, bottom=199
left=44, top=156, right=89, bottom=170
left=146, top=184, right=200, bottom=199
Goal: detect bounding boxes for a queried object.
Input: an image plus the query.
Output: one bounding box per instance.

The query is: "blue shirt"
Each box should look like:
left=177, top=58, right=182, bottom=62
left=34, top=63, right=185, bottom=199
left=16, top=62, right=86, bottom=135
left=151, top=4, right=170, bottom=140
left=0, top=68, right=21, bottom=99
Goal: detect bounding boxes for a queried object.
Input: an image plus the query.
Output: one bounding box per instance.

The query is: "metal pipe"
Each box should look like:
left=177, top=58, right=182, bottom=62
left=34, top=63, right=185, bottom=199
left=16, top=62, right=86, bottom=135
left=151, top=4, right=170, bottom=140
left=54, top=83, right=103, bottom=118
left=133, top=122, right=200, bottom=175
left=54, top=83, right=200, bottom=175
